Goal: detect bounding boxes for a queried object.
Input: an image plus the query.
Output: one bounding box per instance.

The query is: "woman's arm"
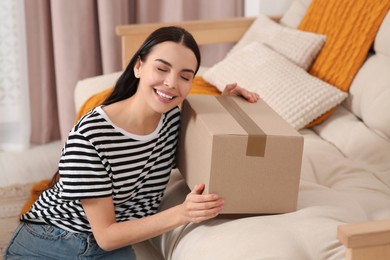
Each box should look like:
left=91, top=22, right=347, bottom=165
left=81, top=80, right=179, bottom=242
left=81, top=183, right=223, bottom=251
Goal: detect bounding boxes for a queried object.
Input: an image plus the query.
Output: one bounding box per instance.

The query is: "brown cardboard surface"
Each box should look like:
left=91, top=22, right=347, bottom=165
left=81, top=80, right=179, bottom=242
left=177, top=95, right=304, bottom=214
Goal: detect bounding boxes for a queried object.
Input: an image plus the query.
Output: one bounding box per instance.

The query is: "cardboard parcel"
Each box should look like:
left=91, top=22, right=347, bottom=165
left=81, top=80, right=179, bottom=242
left=177, top=95, right=304, bottom=214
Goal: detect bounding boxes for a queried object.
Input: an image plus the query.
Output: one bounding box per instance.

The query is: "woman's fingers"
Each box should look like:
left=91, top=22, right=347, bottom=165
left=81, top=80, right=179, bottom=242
left=222, top=83, right=260, bottom=103
left=191, top=184, right=205, bottom=194
left=187, top=207, right=223, bottom=223
left=222, top=83, right=238, bottom=96
left=184, top=185, right=224, bottom=223
left=185, top=199, right=224, bottom=223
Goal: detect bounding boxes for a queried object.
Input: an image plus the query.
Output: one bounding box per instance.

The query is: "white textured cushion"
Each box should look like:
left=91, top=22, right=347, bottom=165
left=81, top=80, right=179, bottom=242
left=228, top=15, right=326, bottom=70
left=203, top=42, right=348, bottom=130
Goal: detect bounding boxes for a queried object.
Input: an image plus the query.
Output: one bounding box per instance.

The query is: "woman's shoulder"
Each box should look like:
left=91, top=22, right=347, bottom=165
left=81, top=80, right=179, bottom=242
left=73, top=106, right=105, bottom=132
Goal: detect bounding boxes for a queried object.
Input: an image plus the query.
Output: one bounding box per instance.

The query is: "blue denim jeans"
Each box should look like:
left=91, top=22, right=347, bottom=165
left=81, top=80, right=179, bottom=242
left=5, top=222, right=136, bottom=259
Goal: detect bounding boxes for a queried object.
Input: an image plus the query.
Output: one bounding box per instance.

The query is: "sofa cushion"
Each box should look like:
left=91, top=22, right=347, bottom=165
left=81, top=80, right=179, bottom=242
left=280, top=0, right=312, bottom=28
left=228, top=14, right=326, bottom=70
left=375, top=12, right=390, bottom=57
left=203, top=42, right=347, bottom=130
left=344, top=13, right=390, bottom=140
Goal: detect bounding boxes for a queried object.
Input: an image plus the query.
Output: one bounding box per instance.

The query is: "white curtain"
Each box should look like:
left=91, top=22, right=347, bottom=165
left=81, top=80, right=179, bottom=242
left=0, top=0, right=30, bottom=151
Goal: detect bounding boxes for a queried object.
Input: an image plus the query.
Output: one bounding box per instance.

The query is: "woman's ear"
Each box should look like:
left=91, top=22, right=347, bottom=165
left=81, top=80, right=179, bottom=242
left=134, top=57, right=142, bottom=78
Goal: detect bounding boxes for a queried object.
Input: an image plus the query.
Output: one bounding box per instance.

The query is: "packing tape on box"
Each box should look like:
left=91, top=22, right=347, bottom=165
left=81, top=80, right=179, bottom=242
left=216, top=96, right=266, bottom=157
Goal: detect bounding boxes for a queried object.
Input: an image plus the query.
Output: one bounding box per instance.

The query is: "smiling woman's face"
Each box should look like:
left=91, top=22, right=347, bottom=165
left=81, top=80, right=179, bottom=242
left=134, top=41, right=198, bottom=114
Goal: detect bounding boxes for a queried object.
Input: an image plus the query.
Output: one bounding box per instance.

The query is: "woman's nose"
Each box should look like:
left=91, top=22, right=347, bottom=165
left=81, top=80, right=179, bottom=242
left=164, top=75, right=177, bottom=89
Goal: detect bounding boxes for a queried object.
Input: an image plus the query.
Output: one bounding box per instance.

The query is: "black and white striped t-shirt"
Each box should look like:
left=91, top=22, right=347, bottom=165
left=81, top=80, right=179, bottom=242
left=21, top=105, right=180, bottom=233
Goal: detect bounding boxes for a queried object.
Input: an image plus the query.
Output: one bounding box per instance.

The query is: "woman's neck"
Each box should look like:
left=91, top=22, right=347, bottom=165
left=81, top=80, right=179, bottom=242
left=103, top=96, right=162, bottom=135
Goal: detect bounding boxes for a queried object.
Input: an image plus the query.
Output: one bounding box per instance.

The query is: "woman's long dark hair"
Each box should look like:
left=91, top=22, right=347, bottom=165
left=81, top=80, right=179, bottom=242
left=103, top=26, right=201, bottom=106
left=44, top=26, right=201, bottom=191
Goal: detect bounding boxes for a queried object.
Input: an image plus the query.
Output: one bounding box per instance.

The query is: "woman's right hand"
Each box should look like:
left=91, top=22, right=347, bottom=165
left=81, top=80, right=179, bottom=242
left=181, top=184, right=224, bottom=223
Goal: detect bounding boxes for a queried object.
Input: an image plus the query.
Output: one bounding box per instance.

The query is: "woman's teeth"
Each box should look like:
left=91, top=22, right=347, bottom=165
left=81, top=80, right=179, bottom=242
left=156, top=90, right=173, bottom=100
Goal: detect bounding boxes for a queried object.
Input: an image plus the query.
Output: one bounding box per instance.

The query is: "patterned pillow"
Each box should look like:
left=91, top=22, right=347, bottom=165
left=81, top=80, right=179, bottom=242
left=228, top=15, right=326, bottom=70
left=203, top=42, right=347, bottom=130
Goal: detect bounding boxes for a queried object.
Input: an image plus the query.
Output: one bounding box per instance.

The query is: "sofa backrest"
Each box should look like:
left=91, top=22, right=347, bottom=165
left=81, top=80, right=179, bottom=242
left=281, top=0, right=390, bottom=140
left=345, top=13, right=390, bottom=140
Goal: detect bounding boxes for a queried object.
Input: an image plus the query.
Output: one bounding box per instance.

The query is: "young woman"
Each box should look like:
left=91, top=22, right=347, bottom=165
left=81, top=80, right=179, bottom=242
left=5, top=26, right=259, bottom=259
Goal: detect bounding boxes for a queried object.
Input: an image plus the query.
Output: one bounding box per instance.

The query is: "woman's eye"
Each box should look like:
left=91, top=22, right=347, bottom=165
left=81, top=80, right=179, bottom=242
left=157, top=67, right=167, bottom=72
left=181, top=73, right=193, bottom=81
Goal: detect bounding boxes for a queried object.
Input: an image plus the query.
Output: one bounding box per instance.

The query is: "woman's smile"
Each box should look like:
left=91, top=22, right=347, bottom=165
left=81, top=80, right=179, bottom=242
left=155, top=89, right=176, bottom=102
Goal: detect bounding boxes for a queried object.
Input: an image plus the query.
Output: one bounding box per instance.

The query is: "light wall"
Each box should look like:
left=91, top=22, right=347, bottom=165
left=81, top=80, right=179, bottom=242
left=244, top=0, right=293, bottom=16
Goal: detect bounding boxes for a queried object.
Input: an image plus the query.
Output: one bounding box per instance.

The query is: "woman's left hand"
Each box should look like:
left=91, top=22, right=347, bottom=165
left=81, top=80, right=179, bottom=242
left=222, top=83, right=260, bottom=103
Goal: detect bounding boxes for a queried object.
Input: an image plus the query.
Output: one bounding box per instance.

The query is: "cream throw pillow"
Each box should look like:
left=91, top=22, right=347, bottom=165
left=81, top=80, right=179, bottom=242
left=203, top=42, right=348, bottom=130
left=228, top=15, right=326, bottom=70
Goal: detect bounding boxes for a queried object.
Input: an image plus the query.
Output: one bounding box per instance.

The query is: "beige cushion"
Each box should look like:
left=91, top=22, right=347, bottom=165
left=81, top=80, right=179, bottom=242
left=280, top=0, right=312, bottom=28
left=203, top=42, right=347, bottom=130
left=228, top=14, right=326, bottom=70
left=343, top=13, right=390, bottom=139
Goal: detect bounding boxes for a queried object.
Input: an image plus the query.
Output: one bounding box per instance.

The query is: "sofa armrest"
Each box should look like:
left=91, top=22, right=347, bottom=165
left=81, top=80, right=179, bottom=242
left=74, top=71, right=123, bottom=112
left=337, top=219, right=390, bottom=260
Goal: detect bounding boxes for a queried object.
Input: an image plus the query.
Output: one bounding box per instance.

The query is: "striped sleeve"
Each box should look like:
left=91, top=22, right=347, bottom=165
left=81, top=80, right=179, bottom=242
left=59, top=131, right=112, bottom=200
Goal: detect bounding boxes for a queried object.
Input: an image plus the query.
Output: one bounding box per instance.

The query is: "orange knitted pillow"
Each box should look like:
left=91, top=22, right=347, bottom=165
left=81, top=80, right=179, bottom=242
left=190, top=76, right=221, bottom=96
left=298, top=0, right=389, bottom=127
